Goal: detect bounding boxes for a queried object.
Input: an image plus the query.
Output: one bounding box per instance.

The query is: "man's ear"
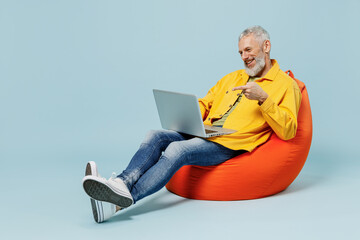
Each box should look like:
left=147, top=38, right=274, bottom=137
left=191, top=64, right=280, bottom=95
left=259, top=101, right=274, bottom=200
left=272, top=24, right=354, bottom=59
left=263, top=40, right=271, bottom=54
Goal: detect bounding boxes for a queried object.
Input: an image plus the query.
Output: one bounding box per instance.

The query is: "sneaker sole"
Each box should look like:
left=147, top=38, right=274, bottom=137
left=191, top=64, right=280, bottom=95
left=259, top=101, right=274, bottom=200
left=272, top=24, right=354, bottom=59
left=83, top=179, right=133, bottom=208
left=85, top=162, right=102, bottom=223
left=90, top=198, right=101, bottom=223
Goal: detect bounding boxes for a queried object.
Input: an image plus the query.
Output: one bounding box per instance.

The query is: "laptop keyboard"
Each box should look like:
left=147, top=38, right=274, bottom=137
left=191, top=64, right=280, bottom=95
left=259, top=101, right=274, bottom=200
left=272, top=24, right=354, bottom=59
left=205, top=129, right=218, bottom=134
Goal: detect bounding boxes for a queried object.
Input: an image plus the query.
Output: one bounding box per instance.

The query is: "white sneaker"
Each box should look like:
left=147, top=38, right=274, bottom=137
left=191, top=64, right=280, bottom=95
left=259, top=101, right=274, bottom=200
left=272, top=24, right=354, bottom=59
left=85, top=161, right=116, bottom=223
left=83, top=170, right=133, bottom=208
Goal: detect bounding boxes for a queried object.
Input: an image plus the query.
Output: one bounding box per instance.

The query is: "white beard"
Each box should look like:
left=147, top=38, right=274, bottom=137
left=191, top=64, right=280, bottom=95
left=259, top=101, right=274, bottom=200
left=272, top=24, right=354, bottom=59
left=244, top=52, right=266, bottom=77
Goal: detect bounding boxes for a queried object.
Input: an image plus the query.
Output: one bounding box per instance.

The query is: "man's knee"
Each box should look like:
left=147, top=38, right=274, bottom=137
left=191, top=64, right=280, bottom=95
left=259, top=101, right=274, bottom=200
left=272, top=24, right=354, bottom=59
left=143, top=129, right=174, bottom=144
left=143, top=130, right=162, bottom=143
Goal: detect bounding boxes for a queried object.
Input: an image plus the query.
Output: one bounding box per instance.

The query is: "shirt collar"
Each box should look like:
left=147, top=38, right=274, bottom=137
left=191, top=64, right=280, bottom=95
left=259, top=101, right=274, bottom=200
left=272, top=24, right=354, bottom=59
left=261, top=59, right=279, bottom=81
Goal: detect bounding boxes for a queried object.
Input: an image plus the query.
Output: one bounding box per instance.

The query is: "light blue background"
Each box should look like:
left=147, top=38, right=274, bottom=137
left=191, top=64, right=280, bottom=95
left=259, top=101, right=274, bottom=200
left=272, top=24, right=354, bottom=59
left=1, top=0, right=359, bottom=239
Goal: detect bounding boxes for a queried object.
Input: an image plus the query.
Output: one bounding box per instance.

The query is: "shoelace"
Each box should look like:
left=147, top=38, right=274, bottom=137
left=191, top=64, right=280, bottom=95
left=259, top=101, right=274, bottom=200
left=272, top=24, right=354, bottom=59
left=109, top=172, right=118, bottom=181
left=110, top=172, right=117, bottom=179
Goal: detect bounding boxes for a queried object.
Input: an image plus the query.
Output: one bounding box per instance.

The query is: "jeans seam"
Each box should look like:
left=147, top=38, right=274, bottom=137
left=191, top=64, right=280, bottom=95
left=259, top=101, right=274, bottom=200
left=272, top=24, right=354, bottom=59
left=125, top=136, right=174, bottom=187
left=133, top=152, right=183, bottom=202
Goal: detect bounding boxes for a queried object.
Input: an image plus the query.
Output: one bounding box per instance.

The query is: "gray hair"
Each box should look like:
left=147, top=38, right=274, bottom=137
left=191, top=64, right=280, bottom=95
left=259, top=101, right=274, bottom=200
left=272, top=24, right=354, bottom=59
left=238, top=26, right=270, bottom=44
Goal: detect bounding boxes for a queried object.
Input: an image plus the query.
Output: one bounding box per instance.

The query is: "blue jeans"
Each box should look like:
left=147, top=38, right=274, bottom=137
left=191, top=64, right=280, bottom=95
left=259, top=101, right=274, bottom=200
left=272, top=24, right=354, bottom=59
left=117, top=129, right=243, bottom=203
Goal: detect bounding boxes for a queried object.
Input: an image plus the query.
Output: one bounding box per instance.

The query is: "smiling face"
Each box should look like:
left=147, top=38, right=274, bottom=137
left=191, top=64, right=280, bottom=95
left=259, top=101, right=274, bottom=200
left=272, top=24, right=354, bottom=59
left=238, top=34, right=270, bottom=77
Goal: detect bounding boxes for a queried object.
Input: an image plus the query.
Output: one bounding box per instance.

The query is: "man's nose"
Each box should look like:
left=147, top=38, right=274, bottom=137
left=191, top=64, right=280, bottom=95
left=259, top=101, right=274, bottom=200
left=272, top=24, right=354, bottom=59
left=242, top=52, right=248, bottom=61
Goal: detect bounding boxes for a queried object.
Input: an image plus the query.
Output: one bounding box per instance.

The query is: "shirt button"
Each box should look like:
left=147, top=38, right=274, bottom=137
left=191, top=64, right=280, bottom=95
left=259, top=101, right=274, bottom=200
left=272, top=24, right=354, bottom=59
left=208, top=118, right=211, bottom=120
left=229, top=104, right=232, bottom=108
left=226, top=91, right=229, bottom=94
left=237, top=93, right=240, bottom=96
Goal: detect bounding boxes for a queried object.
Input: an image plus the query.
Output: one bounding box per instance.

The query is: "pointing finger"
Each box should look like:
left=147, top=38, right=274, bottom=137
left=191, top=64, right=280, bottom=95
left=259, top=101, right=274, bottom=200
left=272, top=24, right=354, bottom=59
left=232, top=85, right=247, bottom=91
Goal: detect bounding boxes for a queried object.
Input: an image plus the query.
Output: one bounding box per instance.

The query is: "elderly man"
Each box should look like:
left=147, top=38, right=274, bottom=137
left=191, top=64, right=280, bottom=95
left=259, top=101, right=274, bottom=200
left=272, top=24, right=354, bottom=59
left=82, top=25, right=301, bottom=223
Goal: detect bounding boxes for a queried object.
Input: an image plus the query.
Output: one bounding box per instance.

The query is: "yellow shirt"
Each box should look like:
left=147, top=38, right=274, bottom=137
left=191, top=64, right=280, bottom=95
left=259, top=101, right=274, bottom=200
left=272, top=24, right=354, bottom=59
left=199, top=59, right=302, bottom=151
left=212, top=76, right=258, bottom=127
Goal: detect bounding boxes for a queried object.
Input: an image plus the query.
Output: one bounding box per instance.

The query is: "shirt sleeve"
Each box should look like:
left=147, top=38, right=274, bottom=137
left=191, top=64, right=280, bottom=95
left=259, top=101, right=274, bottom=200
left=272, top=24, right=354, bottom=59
left=259, top=83, right=302, bottom=140
left=198, top=79, right=222, bottom=120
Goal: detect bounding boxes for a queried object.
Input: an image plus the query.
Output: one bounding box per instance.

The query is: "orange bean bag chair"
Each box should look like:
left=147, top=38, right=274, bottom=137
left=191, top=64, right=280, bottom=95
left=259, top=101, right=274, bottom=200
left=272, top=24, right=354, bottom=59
left=166, top=71, right=312, bottom=200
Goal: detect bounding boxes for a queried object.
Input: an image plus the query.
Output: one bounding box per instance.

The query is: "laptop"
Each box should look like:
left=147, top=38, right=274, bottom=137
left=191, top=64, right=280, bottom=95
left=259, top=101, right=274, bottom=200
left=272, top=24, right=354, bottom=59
left=153, top=89, right=236, bottom=138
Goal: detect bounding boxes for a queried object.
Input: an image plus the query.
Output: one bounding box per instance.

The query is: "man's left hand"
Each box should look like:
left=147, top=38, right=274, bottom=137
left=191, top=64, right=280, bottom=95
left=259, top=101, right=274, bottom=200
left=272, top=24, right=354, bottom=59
left=232, top=82, right=268, bottom=104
